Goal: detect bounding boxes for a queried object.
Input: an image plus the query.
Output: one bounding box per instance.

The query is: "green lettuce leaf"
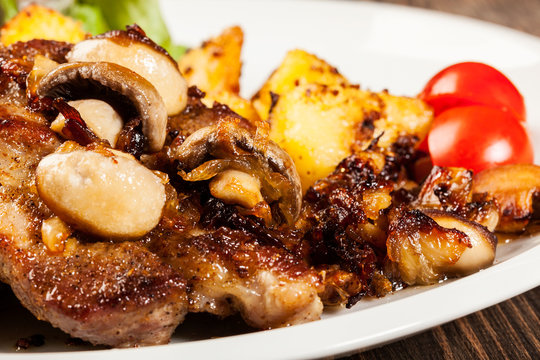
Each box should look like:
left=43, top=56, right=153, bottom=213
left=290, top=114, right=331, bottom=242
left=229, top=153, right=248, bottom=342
left=0, top=0, right=17, bottom=25
left=66, top=3, right=108, bottom=35
left=77, top=0, right=186, bottom=58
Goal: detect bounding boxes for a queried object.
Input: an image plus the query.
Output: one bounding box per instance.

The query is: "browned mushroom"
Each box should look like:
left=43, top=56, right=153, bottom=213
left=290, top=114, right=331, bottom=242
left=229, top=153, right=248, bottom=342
left=66, top=25, right=187, bottom=116
left=34, top=61, right=167, bottom=152
left=415, top=166, right=500, bottom=231
left=473, top=163, right=540, bottom=232
left=171, top=119, right=302, bottom=225
left=387, top=209, right=497, bottom=285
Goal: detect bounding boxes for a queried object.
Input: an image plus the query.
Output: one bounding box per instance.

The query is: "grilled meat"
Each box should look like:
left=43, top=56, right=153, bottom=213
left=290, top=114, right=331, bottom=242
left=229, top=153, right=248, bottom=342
left=0, top=118, right=188, bottom=347
left=148, top=225, right=323, bottom=329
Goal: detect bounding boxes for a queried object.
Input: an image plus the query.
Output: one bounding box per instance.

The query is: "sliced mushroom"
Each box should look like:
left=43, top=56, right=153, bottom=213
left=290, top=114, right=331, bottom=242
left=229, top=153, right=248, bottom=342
left=34, top=61, right=167, bottom=152
left=171, top=119, right=302, bottom=225
left=36, top=144, right=166, bottom=239
left=425, top=209, right=497, bottom=276
left=66, top=25, right=187, bottom=116
left=473, top=164, right=540, bottom=232
left=415, top=166, right=500, bottom=231
left=51, top=99, right=124, bottom=146
left=416, top=166, right=473, bottom=211
left=386, top=209, right=496, bottom=285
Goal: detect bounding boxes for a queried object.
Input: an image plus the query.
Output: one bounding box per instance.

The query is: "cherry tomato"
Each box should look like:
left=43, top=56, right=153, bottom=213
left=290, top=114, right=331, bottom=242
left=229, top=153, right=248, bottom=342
left=427, top=105, right=533, bottom=173
left=419, top=62, right=525, bottom=122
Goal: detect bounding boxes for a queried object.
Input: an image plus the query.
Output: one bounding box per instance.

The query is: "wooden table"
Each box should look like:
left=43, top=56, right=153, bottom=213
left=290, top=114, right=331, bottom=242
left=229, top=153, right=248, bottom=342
left=346, top=1, right=540, bottom=358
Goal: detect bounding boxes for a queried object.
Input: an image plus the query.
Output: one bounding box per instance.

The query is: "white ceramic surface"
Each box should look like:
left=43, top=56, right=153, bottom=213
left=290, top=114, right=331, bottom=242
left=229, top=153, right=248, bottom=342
left=1, top=1, right=540, bottom=359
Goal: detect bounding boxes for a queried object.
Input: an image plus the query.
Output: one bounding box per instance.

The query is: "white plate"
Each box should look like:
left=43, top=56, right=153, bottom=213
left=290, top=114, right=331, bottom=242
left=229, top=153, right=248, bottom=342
left=2, top=0, right=540, bottom=359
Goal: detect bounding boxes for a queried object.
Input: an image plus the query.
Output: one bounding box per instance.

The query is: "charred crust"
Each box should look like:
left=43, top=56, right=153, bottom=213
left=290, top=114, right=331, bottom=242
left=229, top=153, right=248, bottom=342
left=302, top=155, right=394, bottom=300
left=187, top=86, right=206, bottom=99
left=115, top=117, right=146, bottom=158
left=268, top=91, right=280, bottom=115
left=0, top=39, right=72, bottom=89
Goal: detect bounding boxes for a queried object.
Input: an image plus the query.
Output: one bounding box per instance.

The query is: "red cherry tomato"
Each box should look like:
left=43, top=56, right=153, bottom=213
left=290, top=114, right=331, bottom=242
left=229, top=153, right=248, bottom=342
left=419, top=62, right=525, bottom=122
left=427, top=105, right=533, bottom=173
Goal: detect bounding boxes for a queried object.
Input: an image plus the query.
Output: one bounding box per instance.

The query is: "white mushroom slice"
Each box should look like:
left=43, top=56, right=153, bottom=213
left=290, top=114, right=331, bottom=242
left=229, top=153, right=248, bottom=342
left=67, top=36, right=187, bottom=115
left=173, top=120, right=303, bottom=225
left=36, top=148, right=166, bottom=239
left=209, top=170, right=264, bottom=209
left=51, top=99, right=123, bottom=146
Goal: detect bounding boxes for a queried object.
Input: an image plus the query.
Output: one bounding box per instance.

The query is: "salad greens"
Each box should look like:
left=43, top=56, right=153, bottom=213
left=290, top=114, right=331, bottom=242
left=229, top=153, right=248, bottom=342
left=0, top=0, right=186, bottom=58
left=0, top=0, right=17, bottom=25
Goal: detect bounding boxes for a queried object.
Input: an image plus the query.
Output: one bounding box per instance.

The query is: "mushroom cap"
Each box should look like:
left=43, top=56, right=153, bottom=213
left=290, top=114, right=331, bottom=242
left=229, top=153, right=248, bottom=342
left=66, top=27, right=187, bottom=116
left=173, top=120, right=303, bottom=225
left=35, top=61, right=167, bottom=152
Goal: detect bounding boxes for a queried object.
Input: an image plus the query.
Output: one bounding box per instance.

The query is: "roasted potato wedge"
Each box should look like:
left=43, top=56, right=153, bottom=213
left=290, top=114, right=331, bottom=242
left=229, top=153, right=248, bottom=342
left=178, top=25, right=243, bottom=94
left=373, top=91, right=433, bottom=150
left=268, top=81, right=432, bottom=191
left=269, top=83, right=378, bottom=191
left=252, top=49, right=349, bottom=120
left=0, top=4, right=87, bottom=46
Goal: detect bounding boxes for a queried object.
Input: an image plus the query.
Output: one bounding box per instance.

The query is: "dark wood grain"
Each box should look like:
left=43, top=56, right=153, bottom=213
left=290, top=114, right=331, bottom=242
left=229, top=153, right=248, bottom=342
left=342, top=0, right=540, bottom=358
left=348, top=287, right=540, bottom=359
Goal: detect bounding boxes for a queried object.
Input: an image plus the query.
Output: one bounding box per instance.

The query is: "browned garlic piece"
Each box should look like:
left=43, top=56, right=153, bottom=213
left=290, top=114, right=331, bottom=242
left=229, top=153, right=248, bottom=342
left=36, top=148, right=166, bottom=239
left=66, top=29, right=188, bottom=115
left=51, top=99, right=123, bottom=146
left=209, top=170, right=265, bottom=209
left=26, top=55, right=59, bottom=91
left=41, top=216, right=72, bottom=253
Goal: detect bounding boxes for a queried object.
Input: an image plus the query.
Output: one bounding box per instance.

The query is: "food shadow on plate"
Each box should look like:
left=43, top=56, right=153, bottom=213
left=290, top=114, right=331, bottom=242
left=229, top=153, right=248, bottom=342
left=0, top=282, right=255, bottom=352
left=0, top=282, right=103, bottom=353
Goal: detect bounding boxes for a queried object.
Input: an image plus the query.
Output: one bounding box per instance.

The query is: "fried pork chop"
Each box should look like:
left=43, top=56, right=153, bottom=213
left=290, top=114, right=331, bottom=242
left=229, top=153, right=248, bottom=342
left=0, top=38, right=325, bottom=345
left=0, top=118, right=188, bottom=347
left=148, top=224, right=323, bottom=329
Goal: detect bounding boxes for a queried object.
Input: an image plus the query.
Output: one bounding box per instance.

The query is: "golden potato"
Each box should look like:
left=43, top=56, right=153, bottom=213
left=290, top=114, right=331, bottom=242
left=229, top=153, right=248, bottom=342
left=178, top=26, right=243, bottom=94
left=0, top=4, right=87, bottom=46
left=202, top=91, right=261, bottom=124
left=372, top=91, right=433, bottom=150
left=251, top=49, right=349, bottom=120
left=269, top=83, right=433, bottom=191
left=269, top=83, right=377, bottom=191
